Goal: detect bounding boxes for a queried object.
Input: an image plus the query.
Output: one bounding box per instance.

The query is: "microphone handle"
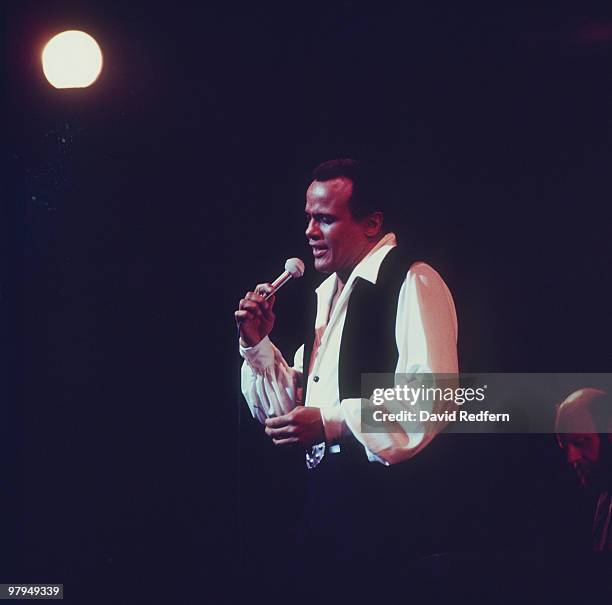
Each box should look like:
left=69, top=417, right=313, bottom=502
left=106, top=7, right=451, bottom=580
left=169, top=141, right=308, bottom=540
left=238, top=271, right=291, bottom=338
left=262, top=271, right=291, bottom=300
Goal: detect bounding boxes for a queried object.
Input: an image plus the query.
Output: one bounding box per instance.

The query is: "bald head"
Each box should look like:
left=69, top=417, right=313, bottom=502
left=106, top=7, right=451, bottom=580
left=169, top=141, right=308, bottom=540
left=556, top=388, right=612, bottom=489
left=555, top=388, right=608, bottom=434
left=555, top=388, right=612, bottom=433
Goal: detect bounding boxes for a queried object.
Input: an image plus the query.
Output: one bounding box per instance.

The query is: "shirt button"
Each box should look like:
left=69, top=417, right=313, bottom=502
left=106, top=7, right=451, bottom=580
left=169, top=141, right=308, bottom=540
left=313, top=375, right=319, bottom=382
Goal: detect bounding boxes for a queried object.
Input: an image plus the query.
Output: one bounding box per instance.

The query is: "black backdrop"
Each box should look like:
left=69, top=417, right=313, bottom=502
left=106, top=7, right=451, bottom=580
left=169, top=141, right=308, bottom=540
left=4, top=1, right=612, bottom=602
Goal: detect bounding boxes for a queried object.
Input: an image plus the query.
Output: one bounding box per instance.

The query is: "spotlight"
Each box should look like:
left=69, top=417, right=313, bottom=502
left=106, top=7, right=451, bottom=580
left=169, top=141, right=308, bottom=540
left=42, top=30, right=103, bottom=89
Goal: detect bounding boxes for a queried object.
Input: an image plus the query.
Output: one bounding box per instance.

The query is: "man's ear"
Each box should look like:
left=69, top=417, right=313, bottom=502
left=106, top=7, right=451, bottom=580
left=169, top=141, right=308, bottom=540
left=363, top=211, right=383, bottom=238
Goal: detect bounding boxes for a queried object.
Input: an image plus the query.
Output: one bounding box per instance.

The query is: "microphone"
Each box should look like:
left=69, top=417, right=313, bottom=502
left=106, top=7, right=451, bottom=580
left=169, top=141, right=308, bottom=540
left=261, top=258, right=305, bottom=300
left=237, top=258, right=305, bottom=340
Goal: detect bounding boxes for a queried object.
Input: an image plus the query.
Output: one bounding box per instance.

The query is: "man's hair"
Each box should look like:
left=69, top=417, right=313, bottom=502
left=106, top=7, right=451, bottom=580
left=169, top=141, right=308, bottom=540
left=311, top=158, right=393, bottom=231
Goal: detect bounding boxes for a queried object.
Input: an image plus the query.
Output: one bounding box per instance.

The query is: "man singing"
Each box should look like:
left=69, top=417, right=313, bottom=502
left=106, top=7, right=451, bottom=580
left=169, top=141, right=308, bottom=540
left=235, top=159, right=459, bottom=584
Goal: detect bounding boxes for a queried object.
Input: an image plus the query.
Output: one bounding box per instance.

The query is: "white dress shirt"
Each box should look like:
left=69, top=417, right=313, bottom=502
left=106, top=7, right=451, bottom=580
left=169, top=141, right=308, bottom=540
left=240, top=233, right=458, bottom=466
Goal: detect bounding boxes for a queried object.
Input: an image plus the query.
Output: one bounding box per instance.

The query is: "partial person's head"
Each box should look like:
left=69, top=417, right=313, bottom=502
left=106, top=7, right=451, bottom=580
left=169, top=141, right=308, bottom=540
left=555, top=388, right=612, bottom=490
left=305, top=159, right=390, bottom=278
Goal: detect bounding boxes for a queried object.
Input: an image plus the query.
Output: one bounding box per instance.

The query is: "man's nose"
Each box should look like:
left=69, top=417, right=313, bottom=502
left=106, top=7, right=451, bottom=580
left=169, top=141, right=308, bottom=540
left=305, top=218, right=320, bottom=239
left=566, top=445, right=581, bottom=466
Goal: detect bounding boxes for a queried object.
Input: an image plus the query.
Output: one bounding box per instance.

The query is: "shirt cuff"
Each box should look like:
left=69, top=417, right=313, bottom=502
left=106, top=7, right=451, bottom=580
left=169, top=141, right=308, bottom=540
left=320, top=404, right=348, bottom=444
left=239, top=335, right=275, bottom=371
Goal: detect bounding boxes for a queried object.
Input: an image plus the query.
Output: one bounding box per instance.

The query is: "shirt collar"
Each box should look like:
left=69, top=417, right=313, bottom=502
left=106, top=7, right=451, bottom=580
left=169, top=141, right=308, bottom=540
left=315, top=232, right=397, bottom=296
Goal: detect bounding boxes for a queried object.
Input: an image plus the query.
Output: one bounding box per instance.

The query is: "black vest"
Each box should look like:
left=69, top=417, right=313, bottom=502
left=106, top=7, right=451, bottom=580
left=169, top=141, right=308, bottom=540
left=302, top=245, right=410, bottom=403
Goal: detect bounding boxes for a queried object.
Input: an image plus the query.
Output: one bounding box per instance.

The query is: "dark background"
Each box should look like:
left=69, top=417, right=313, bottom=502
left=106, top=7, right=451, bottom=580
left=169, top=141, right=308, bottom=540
left=3, top=1, right=612, bottom=602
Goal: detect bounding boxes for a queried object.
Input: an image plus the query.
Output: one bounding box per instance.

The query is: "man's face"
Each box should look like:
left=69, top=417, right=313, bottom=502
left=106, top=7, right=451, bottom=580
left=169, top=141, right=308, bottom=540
left=304, top=177, right=374, bottom=276
left=558, top=432, right=601, bottom=488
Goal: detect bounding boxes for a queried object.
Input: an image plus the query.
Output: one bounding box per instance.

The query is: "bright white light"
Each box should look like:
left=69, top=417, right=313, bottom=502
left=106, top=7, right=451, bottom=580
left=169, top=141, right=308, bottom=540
left=42, top=30, right=103, bottom=89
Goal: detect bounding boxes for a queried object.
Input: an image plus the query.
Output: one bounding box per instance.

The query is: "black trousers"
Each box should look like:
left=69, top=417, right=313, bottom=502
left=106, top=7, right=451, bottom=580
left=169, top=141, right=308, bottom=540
left=284, top=436, right=461, bottom=602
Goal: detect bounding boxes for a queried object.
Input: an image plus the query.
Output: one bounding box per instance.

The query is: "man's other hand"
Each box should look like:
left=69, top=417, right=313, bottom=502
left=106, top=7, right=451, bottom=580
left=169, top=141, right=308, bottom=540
left=235, top=283, right=276, bottom=347
left=264, top=407, right=324, bottom=447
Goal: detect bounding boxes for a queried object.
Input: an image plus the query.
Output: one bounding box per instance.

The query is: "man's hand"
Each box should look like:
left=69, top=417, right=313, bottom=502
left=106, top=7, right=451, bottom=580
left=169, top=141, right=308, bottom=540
left=265, top=407, right=325, bottom=447
left=235, top=283, right=276, bottom=347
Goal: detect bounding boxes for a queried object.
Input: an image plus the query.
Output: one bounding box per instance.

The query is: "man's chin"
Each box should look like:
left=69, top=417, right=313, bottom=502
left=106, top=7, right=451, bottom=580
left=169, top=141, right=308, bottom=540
left=576, top=468, right=594, bottom=489
left=313, top=258, right=333, bottom=274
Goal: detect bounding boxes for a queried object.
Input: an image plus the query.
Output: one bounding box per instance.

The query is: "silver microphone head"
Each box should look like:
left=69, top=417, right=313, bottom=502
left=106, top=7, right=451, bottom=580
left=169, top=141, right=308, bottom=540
left=285, top=257, right=305, bottom=278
